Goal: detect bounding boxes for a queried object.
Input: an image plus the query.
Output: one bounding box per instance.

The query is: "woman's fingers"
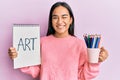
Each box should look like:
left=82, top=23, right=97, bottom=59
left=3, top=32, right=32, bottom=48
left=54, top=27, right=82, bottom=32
left=99, top=52, right=106, bottom=62
left=99, top=47, right=109, bottom=62
left=8, top=47, right=18, bottom=59
left=9, top=52, right=18, bottom=59
left=9, top=52, right=17, bottom=56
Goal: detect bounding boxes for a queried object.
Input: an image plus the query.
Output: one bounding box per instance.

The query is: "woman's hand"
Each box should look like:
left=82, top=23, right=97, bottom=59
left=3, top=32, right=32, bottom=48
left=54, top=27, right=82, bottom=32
left=99, top=47, right=108, bottom=62
left=8, top=47, right=18, bottom=60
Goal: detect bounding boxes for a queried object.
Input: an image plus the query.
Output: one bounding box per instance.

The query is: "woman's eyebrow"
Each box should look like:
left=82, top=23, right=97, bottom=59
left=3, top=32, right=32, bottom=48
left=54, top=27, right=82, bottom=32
left=52, top=14, right=57, bottom=17
left=52, top=14, right=69, bottom=17
left=62, top=14, right=68, bottom=16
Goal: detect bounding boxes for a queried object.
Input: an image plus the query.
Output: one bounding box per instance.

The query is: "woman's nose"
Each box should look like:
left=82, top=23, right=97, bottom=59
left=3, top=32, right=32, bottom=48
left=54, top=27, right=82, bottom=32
left=57, top=18, right=63, bottom=24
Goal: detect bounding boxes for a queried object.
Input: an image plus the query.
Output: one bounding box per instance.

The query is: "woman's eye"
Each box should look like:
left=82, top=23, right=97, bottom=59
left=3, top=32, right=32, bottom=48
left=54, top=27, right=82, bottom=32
left=62, top=16, right=67, bottom=19
left=52, top=17, right=58, bottom=19
left=62, top=16, right=68, bottom=19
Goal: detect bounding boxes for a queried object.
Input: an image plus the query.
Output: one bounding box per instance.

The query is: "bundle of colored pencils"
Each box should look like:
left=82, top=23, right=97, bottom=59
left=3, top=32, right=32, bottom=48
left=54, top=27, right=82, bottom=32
left=83, top=34, right=101, bottom=48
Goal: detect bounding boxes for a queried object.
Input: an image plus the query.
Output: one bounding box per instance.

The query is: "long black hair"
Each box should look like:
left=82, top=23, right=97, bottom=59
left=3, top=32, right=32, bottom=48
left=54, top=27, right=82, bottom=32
left=47, top=2, right=75, bottom=36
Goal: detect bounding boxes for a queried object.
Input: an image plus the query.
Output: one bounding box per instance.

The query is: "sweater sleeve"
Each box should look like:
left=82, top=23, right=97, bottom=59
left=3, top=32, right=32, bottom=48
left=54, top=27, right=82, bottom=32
left=20, top=65, right=40, bottom=78
left=78, top=40, right=100, bottom=80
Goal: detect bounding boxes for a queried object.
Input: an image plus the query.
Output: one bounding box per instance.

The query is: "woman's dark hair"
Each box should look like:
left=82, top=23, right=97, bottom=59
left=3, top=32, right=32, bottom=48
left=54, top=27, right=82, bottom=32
left=46, top=2, right=75, bottom=36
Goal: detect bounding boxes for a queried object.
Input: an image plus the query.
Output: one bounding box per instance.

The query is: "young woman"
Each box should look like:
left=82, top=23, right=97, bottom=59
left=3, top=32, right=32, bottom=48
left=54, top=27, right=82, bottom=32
left=8, top=1, right=108, bottom=80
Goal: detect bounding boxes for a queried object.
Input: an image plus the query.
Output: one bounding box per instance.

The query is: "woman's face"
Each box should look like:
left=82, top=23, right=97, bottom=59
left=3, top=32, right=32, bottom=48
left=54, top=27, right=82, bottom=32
left=52, top=6, right=72, bottom=37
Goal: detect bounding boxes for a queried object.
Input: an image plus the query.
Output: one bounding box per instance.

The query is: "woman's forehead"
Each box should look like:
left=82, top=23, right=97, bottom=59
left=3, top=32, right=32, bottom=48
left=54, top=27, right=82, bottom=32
left=52, top=6, right=69, bottom=15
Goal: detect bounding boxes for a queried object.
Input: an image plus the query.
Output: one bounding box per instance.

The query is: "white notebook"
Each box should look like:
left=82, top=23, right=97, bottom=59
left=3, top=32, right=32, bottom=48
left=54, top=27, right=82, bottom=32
left=13, top=24, right=41, bottom=69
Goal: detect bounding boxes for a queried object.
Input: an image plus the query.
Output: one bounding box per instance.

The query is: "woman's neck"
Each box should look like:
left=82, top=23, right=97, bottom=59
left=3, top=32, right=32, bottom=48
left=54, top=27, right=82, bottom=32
left=54, top=33, right=70, bottom=38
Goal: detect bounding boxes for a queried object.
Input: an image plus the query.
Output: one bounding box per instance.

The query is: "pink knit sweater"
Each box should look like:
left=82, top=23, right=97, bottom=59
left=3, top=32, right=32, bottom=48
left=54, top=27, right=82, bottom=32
left=21, top=35, right=100, bottom=80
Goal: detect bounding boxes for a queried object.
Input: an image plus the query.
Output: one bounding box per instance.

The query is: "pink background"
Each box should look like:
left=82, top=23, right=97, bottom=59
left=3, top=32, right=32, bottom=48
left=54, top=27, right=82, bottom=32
left=0, top=0, right=120, bottom=80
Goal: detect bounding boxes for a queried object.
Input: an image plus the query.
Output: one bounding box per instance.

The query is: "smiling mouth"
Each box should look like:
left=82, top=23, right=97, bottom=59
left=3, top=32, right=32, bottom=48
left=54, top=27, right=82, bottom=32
left=57, top=25, right=65, bottom=29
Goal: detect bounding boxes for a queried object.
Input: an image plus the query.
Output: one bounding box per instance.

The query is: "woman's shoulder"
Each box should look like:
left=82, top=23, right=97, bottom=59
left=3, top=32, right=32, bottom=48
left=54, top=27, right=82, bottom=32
left=40, top=35, right=53, bottom=42
left=73, top=36, right=87, bottom=48
left=72, top=36, right=84, bottom=43
left=40, top=36, right=48, bottom=40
